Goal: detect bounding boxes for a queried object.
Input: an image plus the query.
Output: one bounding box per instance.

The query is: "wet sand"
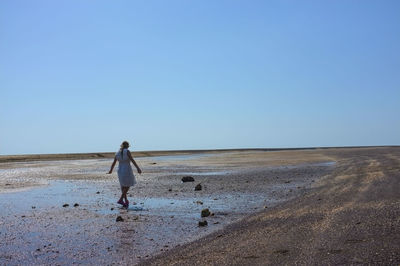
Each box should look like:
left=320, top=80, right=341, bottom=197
left=0, top=148, right=399, bottom=265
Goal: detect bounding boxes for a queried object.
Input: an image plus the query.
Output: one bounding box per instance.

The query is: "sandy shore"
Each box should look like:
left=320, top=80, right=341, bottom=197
left=144, top=147, right=400, bottom=265
left=0, top=147, right=399, bottom=265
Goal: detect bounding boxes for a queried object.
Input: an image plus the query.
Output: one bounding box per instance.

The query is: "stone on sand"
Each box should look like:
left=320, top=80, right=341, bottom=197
left=182, top=176, right=195, bottom=182
left=201, top=208, right=211, bottom=217
left=198, top=220, right=208, bottom=227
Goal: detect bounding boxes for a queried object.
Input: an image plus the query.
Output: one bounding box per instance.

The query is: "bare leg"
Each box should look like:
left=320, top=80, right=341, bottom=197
left=122, top=187, right=130, bottom=202
left=118, top=187, right=125, bottom=202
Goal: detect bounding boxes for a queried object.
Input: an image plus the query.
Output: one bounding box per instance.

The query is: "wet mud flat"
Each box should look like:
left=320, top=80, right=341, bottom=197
left=0, top=150, right=337, bottom=265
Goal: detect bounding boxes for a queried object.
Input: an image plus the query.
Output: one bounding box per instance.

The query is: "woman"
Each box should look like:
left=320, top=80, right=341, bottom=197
left=108, top=141, right=142, bottom=208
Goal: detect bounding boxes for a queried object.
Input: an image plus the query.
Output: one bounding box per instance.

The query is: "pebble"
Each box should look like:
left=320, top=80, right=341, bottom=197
left=201, top=208, right=211, bottom=217
left=198, top=220, right=208, bottom=227
left=116, top=216, right=124, bottom=222
left=63, top=204, right=69, bottom=207
left=195, top=184, right=202, bottom=191
left=73, top=203, right=79, bottom=207
left=182, top=176, right=195, bottom=182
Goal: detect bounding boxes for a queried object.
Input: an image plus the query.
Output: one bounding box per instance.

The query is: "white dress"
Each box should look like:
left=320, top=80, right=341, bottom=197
left=116, top=149, right=136, bottom=187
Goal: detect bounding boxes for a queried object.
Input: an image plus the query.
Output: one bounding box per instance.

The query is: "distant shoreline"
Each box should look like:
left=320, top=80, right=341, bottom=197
left=0, top=145, right=398, bottom=163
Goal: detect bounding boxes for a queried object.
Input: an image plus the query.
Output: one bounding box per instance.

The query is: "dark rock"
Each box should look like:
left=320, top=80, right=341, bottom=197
left=181, top=176, right=195, bottom=182
left=194, top=183, right=202, bottom=191
left=62, top=204, right=69, bottom=207
left=168, top=188, right=172, bottom=192
left=201, top=208, right=211, bottom=217
left=31, top=206, right=36, bottom=209
left=110, top=208, right=114, bottom=210
left=116, top=216, right=124, bottom=222
left=198, top=220, right=208, bottom=227
left=284, top=180, right=291, bottom=183
left=151, top=162, right=157, bottom=165
left=73, top=203, right=79, bottom=207
left=96, top=191, right=100, bottom=194
left=274, top=249, right=289, bottom=254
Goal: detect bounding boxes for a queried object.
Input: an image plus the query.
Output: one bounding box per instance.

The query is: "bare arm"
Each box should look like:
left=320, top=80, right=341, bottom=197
left=127, top=150, right=142, bottom=174
left=107, top=157, right=117, bottom=174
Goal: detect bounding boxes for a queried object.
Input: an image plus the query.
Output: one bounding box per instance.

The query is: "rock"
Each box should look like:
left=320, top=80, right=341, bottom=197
left=196, top=201, right=203, bottom=205
left=96, top=191, right=100, bottom=194
left=168, top=188, right=172, bottom=192
left=198, top=220, right=208, bottom=227
left=284, top=180, right=291, bottom=183
left=110, top=208, right=114, bottom=211
left=274, top=249, right=289, bottom=254
left=31, top=206, right=36, bottom=209
left=182, top=176, right=195, bottom=182
left=62, top=204, right=69, bottom=207
left=116, top=216, right=124, bottom=222
left=194, top=183, right=202, bottom=191
left=151, top=162, right=157, bottom=165
left=201, top=208, right=211, bottom=217
left=73, top=203, right=79, bottom=207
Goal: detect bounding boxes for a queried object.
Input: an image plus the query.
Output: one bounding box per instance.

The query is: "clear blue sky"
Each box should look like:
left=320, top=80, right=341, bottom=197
left=1, top=1, right=399, bottom=155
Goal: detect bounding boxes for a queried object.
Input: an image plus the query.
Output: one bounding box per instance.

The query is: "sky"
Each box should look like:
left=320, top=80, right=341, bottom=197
left=1, top=0, right=399, bottom=155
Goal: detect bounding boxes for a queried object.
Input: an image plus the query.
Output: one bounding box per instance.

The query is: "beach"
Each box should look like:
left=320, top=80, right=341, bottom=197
left=0, top=147, right=399, bottom=265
